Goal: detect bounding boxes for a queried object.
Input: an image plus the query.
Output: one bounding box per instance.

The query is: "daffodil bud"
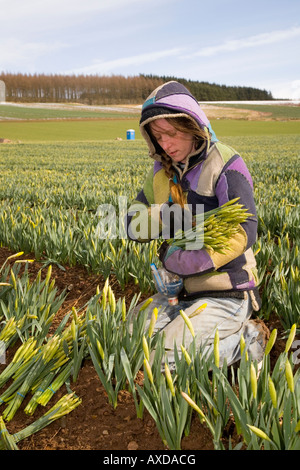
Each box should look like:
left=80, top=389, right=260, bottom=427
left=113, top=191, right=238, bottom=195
left=144, top=358, right=154, bottom=384
left=285, top=324, right=296, bottom=353
left=180, top=310, right=195, bottom=338
left=181, top=392, right=205, bottom=423
left=164, top=363, right=175, bottom=397
left=142, top=336, right=150, bottom=361
left=180, top=345, right=192, bottom=366
left=247, top=425, right=272, bottom=442
left=264, top=329, right=277, bottom=356
left=250, top=363, right=257, bottom=399
left=148, top=308, right=158, bottom=338
left=268, top=375, right=277, bottom=409
left=285, top=360, right=294, bottom=393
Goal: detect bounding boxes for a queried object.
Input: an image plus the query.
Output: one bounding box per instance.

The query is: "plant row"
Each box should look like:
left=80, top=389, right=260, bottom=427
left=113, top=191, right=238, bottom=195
left=0, top=138, right=299, bottom=329
left=0, top=257, right=299, bottom=450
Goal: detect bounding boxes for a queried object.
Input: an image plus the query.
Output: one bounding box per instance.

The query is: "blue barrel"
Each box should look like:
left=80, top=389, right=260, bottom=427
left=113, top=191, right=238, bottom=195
left=126, top=129, right=135, bottom=140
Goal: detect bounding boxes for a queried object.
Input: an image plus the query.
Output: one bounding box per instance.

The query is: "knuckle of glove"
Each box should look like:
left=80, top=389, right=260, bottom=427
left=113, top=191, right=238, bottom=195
left=160, top=203, right=193, bottom=237
left=158, top=241, right=169, bottom=262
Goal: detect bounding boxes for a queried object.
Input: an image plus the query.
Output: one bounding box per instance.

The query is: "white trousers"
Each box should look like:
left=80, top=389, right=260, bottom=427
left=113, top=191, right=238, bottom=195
left=135, top=292, right=266, bottom=368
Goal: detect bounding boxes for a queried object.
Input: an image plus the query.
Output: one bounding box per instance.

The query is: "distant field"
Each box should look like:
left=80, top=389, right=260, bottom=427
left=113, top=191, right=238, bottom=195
left=0, top=101, right=299, bottom=142
left=218, top=103, right=300, bottom=120
left=0, top=119, right=141, bottom=142
left=211, top=119, right=300, bottom=137
left=1, top=101, right=299, bottom=122
left=1, top=119, right=299, bottom=142
left=0, top=103, right=140, bottom=120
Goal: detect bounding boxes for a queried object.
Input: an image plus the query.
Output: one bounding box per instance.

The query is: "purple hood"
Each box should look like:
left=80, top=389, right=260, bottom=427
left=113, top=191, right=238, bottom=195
left=139, top=81, right=217, bottom=161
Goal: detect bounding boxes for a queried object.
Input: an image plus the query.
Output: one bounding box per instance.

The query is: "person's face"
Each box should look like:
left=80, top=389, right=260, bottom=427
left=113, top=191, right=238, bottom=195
left=149, top=118, right=195, bottom=163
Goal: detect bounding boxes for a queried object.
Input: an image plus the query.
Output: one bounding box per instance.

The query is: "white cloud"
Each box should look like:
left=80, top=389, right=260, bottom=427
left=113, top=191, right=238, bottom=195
left=184, top=26, right=300, bottom=58
left=0, top=0, right=169, bottom=28
left=0, top=0, right=299, bottom=99
left=1, top=0, right=145, bottom=18
left=64, top=48, right=184, bottom=75
left=0, top=38, right=68, bottom=71
left=270, top=80, right=300, bottom=100
left=0, top=0, right=143, bottom=39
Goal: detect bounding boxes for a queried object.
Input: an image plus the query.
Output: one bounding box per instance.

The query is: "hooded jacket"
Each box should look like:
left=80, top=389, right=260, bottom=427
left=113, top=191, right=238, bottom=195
left=126, top=81, right=260, bottom=310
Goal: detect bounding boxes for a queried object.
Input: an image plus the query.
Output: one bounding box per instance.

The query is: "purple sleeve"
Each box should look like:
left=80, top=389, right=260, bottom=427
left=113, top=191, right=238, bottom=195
left=216, top=156, right=257, bottom=249
left=162, top=155, right=257, bottom=277
left=163, top=245, right=215, bottom=277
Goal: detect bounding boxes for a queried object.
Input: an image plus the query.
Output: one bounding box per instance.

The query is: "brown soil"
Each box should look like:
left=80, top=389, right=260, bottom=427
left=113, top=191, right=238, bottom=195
left=0, top=246, right=285, bottom=451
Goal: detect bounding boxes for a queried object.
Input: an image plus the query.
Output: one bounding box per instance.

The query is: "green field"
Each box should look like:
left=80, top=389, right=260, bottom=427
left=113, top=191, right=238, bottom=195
left=212, top=119, right=300, bottom=137
left=0, top=108, right=300, bottom=450
left=1, top=118, right=300, bottom=142
left=0, top=132, right=299, bottom=332
left=0, top=119, right=141, bottom=142
left=1, top=101, right=299, bottom=142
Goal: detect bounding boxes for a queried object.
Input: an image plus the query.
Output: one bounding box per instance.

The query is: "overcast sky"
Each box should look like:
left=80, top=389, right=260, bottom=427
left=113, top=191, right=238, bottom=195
left=1, top=0, right=299, bottom=99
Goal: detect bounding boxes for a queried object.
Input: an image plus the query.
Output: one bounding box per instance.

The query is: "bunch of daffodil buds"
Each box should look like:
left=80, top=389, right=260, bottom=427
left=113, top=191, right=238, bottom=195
left=168, top=198, right=252, bottom=254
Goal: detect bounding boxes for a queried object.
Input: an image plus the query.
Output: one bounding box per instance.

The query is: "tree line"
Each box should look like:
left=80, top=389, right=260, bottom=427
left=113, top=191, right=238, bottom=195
left=0, top=72, right=273, bottom=104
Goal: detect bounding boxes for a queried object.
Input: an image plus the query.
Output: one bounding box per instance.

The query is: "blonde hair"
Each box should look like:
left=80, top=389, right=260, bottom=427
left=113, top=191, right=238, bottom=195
left=147, top=116, right=210, bottom=207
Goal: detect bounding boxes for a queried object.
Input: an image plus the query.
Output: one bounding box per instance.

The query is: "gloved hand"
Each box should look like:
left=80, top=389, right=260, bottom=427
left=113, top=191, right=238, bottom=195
left=160, top=202, right=192, bottom=239
left=158, top=241, right=170, bottom=263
